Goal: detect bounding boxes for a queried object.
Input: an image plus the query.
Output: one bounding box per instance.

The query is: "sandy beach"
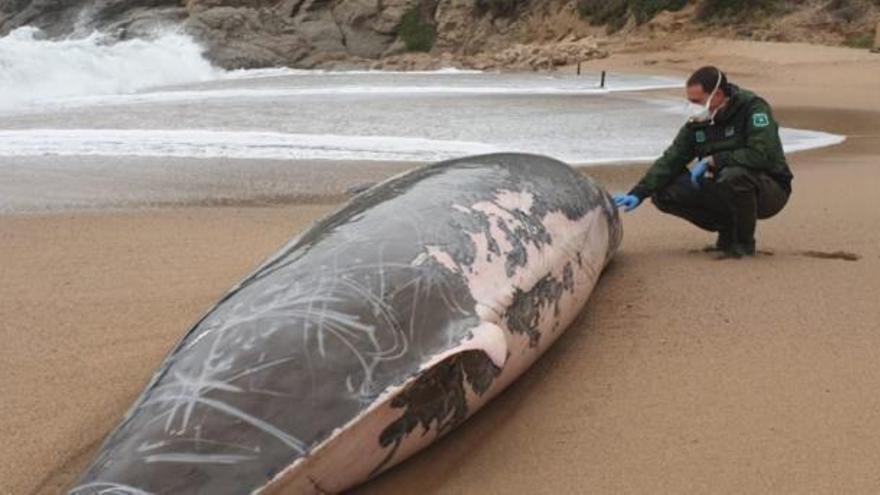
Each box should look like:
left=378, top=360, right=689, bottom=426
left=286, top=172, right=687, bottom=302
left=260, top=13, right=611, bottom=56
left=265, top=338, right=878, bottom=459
left=2, top=39, right=879, bottom=494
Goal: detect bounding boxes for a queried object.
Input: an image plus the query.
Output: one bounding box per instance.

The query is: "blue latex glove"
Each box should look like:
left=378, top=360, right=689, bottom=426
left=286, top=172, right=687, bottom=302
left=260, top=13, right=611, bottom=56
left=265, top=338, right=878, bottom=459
left=690, top=158, right=711, bottom=188
left=613, top=193, right=641, bottom=212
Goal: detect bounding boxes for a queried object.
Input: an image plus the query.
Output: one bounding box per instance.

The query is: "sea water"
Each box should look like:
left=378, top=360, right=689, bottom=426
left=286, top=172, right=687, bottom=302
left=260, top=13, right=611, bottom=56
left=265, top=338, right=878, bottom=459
left=0, top=27, right=845, bottom=211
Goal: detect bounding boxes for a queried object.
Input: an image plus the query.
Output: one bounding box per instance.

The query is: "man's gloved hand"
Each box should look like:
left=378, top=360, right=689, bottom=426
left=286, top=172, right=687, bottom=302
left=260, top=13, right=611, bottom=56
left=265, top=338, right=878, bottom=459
left=690, top=158, right=712, bottom=188
left=612, top=193, right=641, bottom=212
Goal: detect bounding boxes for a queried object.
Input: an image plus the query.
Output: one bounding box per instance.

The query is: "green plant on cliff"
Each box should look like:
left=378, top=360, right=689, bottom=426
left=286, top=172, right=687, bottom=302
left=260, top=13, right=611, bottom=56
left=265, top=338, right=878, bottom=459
left=824, top=0, right=872, bottom=23
left=843, top=33, right=874, bottom=48
left=398, top=4, right=437, bottom=52
left=577, top=0, right=626, bottom=30
left=577, top=0, right=688, bottom=32
left=696, top=0, right=788, bottom=21
left=475, top=0, right=529, bottom=18
left=631, top=0, right=688, bottom=23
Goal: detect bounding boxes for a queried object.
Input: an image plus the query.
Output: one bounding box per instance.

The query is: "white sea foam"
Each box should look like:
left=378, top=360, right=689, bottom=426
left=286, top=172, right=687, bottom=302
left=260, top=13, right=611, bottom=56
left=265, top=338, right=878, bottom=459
left=0, top=129, right=502, bottom=162
left=0, top=128, right=845, bottom=164
left=0, top=27, right=222, bottom=111
left=0, top=27, right=499, bottom=113
left=223, top=67, right=484, bottom=77
left=778, top=128, right=847, bottom=153
left=48, top=83, right=683, bottom=109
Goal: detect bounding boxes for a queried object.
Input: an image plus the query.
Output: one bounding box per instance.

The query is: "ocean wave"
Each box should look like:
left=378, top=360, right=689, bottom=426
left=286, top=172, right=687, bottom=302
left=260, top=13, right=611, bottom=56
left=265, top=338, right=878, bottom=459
left=0, top=27, right=221, bottom=111
left=44, top=82, right=681, bottom=109
left=0, top=129, right=501, bottom=162
left=0, top=128, right=845, bottom=164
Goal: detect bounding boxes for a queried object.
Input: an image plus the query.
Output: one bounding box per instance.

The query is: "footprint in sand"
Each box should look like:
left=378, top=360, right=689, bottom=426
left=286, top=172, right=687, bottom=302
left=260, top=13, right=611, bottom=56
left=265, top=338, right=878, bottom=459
left=687, top=248, right=861, bottom=261
left=798, top=250, right=861, bottom=261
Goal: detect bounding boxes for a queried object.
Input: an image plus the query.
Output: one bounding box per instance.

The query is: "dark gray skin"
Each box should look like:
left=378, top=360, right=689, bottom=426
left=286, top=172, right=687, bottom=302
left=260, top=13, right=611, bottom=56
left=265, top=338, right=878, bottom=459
left=69, top=153, right=621, bottom=495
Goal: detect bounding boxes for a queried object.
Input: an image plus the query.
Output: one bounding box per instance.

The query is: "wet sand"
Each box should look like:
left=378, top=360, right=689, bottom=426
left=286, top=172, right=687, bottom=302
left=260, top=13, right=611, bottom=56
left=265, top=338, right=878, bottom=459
left=0, top=157, right=414, bottom=214
left=3, top=39, right=880, bottom=494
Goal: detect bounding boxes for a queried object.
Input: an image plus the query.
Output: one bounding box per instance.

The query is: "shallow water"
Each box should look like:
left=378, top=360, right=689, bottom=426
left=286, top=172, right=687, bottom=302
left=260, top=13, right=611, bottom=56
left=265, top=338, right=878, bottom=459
left=0, top=29, right=845, bottom=212
left=0, top=68, right=843, bottom=164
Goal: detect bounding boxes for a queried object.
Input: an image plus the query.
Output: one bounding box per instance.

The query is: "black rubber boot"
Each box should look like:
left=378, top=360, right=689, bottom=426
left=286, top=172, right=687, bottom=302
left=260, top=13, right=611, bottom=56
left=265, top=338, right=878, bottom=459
left=702, top=228, right=734, bottom=252
left=716, top=239, right=756, bottom=260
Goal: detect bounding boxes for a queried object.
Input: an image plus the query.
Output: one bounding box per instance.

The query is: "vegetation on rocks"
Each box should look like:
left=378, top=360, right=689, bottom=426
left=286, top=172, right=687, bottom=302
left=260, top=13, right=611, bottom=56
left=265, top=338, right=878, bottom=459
left=696, top=0, right=788, bottom=22
left=475, top=0, right=529, bottom=18
left=398, top=3, right=437, bottom=52
left=576, top=0, right=688, bottom=32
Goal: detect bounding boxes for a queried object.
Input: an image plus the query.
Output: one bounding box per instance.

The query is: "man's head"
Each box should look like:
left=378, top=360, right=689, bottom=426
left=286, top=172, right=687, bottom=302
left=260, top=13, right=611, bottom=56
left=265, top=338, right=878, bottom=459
left=686, top=66, right=729, bottom=115
left=685, top=65, right=730, bottom=118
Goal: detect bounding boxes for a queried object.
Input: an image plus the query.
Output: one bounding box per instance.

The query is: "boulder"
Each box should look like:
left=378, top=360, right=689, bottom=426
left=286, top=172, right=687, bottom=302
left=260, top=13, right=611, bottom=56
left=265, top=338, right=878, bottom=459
left=332, top=0, right=396, bottom=58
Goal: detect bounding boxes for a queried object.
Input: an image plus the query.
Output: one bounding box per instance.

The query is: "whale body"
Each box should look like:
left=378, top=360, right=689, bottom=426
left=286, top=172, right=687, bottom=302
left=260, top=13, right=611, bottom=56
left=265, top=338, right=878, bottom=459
left=70, top=153, right=622, bottom=494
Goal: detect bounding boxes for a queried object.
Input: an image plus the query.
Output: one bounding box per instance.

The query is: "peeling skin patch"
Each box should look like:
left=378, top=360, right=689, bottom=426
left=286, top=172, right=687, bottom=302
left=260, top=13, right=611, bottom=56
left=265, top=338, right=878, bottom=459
left=374, top=350, right=500, bottom=474
left=505, top=263, right=576, bottom=348
left=423, top=245, right=459, bottom=273
left=467, top=192, right=557, bottom=279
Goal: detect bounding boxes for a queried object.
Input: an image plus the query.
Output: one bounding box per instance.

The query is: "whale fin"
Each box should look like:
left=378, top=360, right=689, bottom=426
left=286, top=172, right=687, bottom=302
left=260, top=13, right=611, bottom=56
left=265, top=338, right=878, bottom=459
left=262, top=324, right=510, bottom=493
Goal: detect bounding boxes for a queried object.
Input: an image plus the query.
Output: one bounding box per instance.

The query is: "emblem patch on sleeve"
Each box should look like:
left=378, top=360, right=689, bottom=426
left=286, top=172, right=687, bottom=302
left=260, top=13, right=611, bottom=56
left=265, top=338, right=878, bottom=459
left=695, top=130, right=706, bottom=143
left=752, top=113, right=770, bottom=128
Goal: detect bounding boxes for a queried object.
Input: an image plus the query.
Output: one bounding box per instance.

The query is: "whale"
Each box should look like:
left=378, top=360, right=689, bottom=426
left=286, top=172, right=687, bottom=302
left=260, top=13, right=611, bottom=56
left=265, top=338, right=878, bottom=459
left=69, top=153, right=622, bottom=494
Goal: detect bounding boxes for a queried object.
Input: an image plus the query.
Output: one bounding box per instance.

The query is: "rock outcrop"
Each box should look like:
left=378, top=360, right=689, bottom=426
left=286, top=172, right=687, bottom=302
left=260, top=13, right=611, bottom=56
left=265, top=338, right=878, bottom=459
left=0, top=0, right=608, bottom=69
left=0, top=0, right=185, bottom=38
left=4, top=0, right=875, bottom=70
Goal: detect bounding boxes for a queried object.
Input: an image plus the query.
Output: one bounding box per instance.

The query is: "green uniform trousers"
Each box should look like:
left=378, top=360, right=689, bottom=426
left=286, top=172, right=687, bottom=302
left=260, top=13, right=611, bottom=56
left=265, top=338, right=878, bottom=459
left=650, top=166, right=789, bottom=245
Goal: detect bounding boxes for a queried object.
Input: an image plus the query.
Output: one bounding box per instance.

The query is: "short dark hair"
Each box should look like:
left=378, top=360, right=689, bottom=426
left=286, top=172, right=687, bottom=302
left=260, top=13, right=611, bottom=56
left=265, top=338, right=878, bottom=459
left=687, top=66, right=729, bottom=95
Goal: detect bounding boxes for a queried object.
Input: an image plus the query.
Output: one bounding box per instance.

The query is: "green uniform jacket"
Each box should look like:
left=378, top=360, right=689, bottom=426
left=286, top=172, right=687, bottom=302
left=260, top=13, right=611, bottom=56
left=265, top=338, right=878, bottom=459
left=629, top=85, right=793, bottom=200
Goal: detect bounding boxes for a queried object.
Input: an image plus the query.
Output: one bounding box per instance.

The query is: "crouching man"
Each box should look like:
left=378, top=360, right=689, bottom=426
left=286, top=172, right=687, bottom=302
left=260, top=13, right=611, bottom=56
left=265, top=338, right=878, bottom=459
left=613, top=66, right=793, bottom=258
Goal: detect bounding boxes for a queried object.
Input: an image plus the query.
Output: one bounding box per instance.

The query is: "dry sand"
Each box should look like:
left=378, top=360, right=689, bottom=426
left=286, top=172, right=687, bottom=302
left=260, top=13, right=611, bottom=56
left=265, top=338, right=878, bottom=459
left=2, top=39, right=880, bottom=494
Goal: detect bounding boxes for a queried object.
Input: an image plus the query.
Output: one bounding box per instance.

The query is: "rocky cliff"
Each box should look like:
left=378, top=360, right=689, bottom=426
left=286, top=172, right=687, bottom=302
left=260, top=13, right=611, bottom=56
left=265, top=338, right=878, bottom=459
left=1, top=0, right=877, bottom=70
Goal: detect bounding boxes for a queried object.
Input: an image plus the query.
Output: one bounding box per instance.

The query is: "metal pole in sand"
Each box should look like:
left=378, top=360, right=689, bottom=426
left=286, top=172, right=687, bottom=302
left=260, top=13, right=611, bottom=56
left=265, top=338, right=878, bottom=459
left=872, top=21, right=880, bottom=53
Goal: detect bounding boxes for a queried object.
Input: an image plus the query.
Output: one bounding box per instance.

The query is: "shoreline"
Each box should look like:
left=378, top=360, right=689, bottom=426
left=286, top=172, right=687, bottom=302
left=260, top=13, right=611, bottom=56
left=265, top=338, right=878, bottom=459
left=0, top=122, right=856, bottom=217
left=0, top=62, right=863, bottom=216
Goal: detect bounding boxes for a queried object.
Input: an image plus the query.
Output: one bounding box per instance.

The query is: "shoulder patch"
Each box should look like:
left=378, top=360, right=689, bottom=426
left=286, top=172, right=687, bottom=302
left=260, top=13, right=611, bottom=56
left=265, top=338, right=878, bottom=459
left=752, top=112, right=770, bottom=128
left=695, top=130, right=706, bottom=143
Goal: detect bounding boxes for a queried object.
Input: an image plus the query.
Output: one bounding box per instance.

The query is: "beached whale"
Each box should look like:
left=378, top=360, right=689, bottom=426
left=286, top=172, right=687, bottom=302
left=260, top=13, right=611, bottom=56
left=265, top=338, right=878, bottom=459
left=69, top=153, right=621, bottom=494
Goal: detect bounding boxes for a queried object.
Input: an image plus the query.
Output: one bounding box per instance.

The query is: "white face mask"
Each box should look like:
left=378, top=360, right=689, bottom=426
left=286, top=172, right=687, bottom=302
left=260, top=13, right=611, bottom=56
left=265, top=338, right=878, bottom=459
left=688, top=70, right=722, bottom=123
